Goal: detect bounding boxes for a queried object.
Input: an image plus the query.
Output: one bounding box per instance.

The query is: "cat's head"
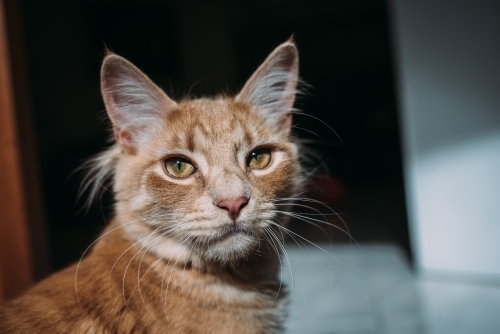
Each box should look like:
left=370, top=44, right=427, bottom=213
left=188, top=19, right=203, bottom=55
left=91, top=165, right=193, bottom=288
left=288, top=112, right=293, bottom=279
left=93, top=40, right=302, bottom=264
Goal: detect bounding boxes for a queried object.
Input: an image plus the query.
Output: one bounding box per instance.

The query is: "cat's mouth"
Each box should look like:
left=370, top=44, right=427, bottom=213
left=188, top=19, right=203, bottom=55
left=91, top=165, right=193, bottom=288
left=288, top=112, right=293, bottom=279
left=198, top=223, right=258, bottom=263
left=212, top=225, right=250, bottom=243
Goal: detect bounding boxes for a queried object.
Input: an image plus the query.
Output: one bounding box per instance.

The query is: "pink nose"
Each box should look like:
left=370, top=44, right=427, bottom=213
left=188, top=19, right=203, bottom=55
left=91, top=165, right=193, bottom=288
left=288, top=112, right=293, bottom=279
left=216, top=197, right=248, bottom=220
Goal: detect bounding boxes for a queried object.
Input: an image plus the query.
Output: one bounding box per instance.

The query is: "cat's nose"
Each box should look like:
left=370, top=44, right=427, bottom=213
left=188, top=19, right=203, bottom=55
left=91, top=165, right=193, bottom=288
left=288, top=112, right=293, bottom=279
left=216, top=196, right=249, bottom=220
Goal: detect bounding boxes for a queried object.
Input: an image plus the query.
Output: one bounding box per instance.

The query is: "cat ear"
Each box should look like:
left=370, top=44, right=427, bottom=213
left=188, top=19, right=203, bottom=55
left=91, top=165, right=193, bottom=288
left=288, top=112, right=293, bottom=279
left=101, top=53, right=177, bottom=154
left=235, top=39, right=299, bottom=135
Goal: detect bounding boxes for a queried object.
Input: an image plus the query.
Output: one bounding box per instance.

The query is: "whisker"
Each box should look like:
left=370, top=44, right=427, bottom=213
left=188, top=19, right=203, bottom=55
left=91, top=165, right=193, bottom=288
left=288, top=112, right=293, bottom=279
left=291, top=125, right=327, bottom=142
left=262, top=228, right=284, bottom=300
left=266, top=226, right=295, bottom=328
left=104, top=215, right=184, bottom=322
left=281, top=211, right=360, bottom=248
left=123, top=223, right=186, bottom=320
left=279, top=197, right=352, bottom=235
left=162, top=236, right=194, bottom=321
left=292, top=111, right=344, bottom=145
left=75, top=213, right=174, bottom=307
left=273, top=210, right=333, bottom=244
left=268, top=221, right=363, bottom=279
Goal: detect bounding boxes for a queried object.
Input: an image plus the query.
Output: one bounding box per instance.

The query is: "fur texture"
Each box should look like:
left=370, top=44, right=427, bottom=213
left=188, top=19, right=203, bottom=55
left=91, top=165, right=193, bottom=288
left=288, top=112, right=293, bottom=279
left=0, top=40, right=302, bottom=333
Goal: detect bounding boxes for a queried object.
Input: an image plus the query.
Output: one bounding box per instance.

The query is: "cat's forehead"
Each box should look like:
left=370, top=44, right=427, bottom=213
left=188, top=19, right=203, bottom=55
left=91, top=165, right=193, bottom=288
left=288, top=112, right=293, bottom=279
left=171, top=98, right=257, bottom=130
left=158, top=98, right=275, bottom=154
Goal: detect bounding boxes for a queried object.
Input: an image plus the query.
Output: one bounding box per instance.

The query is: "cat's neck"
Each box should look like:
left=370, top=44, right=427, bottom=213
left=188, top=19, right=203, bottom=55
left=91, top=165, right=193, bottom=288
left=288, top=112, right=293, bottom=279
left=105, top=217, right=282, bottom=286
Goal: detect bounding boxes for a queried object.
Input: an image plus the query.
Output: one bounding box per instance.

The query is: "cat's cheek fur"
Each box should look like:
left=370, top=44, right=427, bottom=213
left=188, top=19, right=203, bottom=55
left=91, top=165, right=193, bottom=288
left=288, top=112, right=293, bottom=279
left=145, top=171, right=202, bottom=212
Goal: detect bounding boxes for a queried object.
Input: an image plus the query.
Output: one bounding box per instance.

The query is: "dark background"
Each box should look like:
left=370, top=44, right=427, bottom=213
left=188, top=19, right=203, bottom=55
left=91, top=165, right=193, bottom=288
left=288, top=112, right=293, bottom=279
left=17, top=0, right=409, bottom=274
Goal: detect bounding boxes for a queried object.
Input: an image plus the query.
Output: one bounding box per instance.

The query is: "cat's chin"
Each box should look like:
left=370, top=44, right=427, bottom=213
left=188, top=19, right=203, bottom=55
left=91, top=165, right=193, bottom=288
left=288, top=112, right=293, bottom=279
left=201, top=232, right=259, bottom=264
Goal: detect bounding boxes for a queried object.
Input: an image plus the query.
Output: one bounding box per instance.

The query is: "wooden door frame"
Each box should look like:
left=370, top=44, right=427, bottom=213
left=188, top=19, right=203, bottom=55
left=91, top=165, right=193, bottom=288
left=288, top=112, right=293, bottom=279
left=0, top=0, right=49, bottom=303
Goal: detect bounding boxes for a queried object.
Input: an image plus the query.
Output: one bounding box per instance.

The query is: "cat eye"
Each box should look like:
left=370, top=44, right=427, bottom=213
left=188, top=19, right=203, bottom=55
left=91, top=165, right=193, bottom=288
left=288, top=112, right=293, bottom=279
left=164, top=157, right=196, bottom=178
left=247, top=148, right=271, bottom=170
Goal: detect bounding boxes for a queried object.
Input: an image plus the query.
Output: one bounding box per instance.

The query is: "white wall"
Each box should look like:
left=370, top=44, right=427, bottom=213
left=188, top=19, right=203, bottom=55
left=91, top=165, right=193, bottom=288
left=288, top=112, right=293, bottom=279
left=390, top=0, right=500, bottom=278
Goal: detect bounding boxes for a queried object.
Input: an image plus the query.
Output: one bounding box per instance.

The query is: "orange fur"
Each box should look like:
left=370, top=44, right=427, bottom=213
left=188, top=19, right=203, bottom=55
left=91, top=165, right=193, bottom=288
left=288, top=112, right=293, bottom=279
left=1, top=222, right=286, bottom=333
left=0, top=40, right=302, bottom=333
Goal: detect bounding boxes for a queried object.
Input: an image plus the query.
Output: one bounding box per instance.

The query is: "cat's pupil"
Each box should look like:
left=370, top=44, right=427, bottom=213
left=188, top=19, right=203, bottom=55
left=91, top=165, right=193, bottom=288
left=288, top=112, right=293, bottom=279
left=253, top=154, right=263, bottom=164
left=175, top=161, right=184, bottom=171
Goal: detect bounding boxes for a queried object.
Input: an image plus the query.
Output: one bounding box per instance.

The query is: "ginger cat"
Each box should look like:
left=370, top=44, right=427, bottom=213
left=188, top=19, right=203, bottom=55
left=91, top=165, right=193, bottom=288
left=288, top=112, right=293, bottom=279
left=0, top=39, right=302, bottom=333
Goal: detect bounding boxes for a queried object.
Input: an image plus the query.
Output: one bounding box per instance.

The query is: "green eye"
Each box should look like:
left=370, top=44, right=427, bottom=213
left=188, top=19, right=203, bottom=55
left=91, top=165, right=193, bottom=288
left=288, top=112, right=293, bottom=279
left=165, top=158, right=196, bottom=178
left=247, top=148, right=271, bottom=169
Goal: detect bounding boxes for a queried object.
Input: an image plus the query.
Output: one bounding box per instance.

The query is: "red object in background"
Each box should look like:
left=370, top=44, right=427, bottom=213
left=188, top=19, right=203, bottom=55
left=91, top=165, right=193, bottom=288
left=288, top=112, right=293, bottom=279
left=305, top=173, right=346, bottom=205
left=285, top=173, right=350, bottom=243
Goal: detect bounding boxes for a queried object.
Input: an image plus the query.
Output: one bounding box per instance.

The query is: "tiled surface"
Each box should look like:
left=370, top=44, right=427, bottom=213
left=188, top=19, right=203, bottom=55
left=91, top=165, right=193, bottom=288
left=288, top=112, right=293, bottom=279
left=281, top=244, right=500, bottom=334
left=419, top=280, right=500, bottom=334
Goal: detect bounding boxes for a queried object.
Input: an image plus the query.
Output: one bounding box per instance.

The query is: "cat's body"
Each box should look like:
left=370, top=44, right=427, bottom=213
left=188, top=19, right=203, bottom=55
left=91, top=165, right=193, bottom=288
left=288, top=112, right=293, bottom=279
left=0, top=40, right=302, bottom=333
left=0, top=220, right=287, bottom=333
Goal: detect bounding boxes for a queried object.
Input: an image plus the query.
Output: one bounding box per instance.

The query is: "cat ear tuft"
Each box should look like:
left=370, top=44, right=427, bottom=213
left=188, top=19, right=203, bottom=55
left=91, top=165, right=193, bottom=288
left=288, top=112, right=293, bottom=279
left=103, top=46, right=115, bottom=57
left=236, top=41, right=299, bottom=135
left=101, top=54, right=176, bottom=154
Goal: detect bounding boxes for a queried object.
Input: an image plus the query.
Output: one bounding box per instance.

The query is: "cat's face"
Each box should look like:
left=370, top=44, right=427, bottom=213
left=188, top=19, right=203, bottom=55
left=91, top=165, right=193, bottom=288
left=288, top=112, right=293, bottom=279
left=114, top=98, right=300, bottom=263
left=99, top=40, right=301, bottom=264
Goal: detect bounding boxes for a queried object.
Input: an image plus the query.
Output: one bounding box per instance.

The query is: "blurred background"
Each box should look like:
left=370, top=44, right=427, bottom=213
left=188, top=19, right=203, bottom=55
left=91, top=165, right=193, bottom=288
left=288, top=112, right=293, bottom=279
left=2, top=0, right=409, bottom=275
left=0, top=0, right=499, bottom=333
